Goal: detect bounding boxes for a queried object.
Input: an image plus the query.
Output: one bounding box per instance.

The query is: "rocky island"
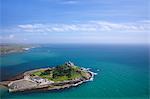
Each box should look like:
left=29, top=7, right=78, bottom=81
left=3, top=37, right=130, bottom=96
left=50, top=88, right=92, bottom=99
left=0, top=61, right=95, bottom=92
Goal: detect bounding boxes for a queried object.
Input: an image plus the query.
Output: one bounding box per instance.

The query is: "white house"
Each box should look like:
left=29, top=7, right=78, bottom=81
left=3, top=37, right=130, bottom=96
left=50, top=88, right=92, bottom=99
left=65, top=61, right=75, bottom=66
left=31, top=76, right=54, bottom=85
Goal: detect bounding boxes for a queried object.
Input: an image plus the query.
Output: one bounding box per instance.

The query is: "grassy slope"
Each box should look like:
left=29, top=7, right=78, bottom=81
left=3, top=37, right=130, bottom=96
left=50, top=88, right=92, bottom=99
left=31, top=65, right=87, bottom=82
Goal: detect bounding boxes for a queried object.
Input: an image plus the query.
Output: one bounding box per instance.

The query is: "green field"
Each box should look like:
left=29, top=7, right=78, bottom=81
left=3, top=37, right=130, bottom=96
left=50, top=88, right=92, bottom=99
left=31, top=65, right=87, bottom=82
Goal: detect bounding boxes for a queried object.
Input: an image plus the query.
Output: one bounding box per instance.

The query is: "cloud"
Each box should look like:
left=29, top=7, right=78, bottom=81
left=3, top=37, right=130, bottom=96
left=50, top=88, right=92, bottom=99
left=1, top=21, right=149, bottom=44
left=61, top=0, right=78, bottom=4
left=18, top=24, right=34, bottom=29
left=16, top=20, right=150, bottom=33
left=8, top=34, right=15, bottom=39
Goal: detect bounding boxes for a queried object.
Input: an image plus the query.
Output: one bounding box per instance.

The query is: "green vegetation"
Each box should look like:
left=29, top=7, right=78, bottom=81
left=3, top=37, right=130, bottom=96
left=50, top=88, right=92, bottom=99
left=32, top=64, right=87, bottom=82
left=0, top=44, right=31, bottom=55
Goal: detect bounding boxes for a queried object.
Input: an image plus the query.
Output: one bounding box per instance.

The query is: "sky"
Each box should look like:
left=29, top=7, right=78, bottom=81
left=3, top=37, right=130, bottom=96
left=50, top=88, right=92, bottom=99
left=0, top=0, right=150, bottom=44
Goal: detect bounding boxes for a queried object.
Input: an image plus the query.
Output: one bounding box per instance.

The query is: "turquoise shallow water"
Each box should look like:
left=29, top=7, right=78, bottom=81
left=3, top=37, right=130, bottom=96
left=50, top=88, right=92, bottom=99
left=0, top=44, right=149, bottom=99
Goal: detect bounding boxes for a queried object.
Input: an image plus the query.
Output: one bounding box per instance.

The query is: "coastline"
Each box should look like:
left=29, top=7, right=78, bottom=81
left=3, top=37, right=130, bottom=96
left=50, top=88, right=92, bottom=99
left=0, top=45, right=36, bottom=56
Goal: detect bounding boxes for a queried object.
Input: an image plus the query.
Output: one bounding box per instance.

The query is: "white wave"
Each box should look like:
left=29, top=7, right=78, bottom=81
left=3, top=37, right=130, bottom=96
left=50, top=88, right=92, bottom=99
left=23, top=48, right=30, bottom=50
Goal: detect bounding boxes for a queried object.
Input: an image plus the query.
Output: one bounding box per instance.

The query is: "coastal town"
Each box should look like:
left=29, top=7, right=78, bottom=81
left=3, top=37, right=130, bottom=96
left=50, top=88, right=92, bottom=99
left=0, top=61, right=95, bottom=92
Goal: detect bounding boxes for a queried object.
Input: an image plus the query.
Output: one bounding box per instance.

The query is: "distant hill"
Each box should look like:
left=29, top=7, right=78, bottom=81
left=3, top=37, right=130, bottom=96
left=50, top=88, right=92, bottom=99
left=0, top=44, right=32, bottom=55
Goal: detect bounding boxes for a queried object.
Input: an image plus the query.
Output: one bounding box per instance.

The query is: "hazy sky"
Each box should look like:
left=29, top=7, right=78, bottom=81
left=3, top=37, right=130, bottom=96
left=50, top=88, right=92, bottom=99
left=1, top=0, right=149, bottom=44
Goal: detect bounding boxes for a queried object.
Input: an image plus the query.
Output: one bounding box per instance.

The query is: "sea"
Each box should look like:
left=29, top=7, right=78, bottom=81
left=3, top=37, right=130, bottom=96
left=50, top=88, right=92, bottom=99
left=0, top=44, right=149, bottom=99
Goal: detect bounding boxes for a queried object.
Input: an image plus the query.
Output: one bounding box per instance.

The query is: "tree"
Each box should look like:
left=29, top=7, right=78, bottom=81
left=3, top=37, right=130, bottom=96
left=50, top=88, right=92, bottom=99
left=40, top=69, right=51, bottom=76
left=52, top=65, right=73, bottom=78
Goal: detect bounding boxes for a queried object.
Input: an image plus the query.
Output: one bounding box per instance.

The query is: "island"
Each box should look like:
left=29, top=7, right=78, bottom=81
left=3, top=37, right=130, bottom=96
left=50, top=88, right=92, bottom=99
left=0, top=61, right=95, bottom=92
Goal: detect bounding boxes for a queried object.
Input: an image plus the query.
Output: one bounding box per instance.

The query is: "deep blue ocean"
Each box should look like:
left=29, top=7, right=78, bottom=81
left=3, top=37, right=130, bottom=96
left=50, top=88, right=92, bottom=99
left=0, top=44, right=149, bottom=99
